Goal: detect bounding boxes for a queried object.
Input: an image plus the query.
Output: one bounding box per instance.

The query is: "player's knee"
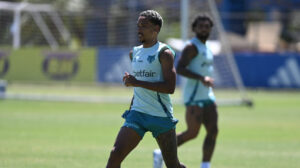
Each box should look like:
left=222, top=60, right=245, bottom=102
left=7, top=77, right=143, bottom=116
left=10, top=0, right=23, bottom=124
left=164, top=161, right=179, bottom=168
left=107, top=147, right=123, bottom=168
left=165, top=161, right=185, bottom=168
left=213, top=126, right=219, bottom=136
left=208, top=126, right=218, bottom=139
left=163, top=155, right=180, bottom=168
left=186, top=129, right=199, bottom=139
left=109, top=146, right=124, bottom=160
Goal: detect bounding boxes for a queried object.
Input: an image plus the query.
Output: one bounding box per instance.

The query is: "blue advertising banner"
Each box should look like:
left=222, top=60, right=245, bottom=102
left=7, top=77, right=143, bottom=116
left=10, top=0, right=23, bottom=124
left=97, top=47, right=132, bottom=83
left=97, top=47, right=300, bottom=88
left=235, top=52, right=300, bottom=88
left=97, top=47, right=182, bottom=84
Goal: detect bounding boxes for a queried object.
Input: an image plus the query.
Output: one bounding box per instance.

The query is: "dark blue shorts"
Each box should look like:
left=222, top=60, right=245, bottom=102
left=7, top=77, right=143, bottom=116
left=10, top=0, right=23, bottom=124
left=122, top=110, right=178, bottom=138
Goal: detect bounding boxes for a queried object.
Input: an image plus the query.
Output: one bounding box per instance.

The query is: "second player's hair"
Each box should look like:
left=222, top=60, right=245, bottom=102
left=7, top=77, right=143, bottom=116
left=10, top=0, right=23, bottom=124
left=192, top=13, right=214, bottom=30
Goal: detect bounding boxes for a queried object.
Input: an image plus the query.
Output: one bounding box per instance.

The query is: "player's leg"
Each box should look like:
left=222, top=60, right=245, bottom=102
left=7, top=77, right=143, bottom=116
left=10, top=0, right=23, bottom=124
left=156, top=129, right=186, bottom=168
left=177, top=105, right=204, bottom=146
left=106, top=127, right=142, bottom=168
left=202, top=103, right=218, bottom=163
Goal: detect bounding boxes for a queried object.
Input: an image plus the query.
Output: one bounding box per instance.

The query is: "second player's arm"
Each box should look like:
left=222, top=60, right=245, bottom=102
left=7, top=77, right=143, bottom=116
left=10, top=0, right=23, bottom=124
left=176, top=44, right=213, bottom=87
left=123, top=49, right=176, bottom=94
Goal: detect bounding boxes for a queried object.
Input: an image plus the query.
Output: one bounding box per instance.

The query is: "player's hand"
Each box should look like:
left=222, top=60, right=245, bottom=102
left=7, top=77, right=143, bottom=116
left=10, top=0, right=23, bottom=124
left=123, top=72, right=137, bottom=87
left=201, top=76, right=214, bottom=87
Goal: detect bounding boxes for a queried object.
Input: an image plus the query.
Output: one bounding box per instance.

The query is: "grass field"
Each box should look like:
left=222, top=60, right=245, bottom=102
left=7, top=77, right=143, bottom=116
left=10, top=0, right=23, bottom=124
left=1, top=84, right=300, bottom=168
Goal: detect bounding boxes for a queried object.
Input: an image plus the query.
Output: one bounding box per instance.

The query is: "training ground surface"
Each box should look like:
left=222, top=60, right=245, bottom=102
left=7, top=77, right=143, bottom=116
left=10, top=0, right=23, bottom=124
left=0, top=84, right=300, bottom=168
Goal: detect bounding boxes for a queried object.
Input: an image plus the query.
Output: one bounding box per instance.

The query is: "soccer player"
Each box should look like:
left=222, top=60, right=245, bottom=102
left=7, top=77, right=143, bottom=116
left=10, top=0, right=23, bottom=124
left=106, top=10, right=185, bottom=168
left=153, top=14, right=218, bottom=168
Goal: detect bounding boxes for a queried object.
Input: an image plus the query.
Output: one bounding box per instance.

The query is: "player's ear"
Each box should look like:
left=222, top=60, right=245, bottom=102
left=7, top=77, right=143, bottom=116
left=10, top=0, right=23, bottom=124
left=192, top=26, right=195, bottom=32
left=154, top=25, right=160, bottom=33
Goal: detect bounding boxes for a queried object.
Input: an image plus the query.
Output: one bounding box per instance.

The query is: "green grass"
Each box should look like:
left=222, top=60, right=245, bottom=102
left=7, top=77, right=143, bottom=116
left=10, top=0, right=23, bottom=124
left=0, top=86, right=300, bottom=168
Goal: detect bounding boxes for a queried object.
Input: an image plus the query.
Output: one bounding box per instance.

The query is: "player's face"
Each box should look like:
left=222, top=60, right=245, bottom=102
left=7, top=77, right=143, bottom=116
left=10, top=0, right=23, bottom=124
left=137, top=16, right=158, bottom=43
left=193, top=20, right=212, bottom=40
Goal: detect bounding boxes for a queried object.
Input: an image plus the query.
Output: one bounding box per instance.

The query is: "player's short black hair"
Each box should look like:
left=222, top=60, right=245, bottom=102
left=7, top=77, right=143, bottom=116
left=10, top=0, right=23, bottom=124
left=139, top=10, right=163, bottom=29
left=192, top=13, right=214, bottom=29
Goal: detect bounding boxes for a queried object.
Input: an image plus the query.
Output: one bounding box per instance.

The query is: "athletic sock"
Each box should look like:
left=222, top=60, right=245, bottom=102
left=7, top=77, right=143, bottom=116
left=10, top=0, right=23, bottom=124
left=201, top=162, right=210, bottom=168
left=153, top=149, right=163, bottom=168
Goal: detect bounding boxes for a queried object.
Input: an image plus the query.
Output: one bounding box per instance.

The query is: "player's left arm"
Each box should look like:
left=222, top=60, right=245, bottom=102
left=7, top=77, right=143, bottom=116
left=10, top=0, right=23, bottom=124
left=123, top=49, right=176, bottom=94
left=129, top=50, right=133, bottom=61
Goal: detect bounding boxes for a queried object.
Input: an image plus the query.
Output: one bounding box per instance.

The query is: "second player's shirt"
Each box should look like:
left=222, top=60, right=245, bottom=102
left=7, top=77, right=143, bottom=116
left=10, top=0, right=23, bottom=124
left=183, top=37, right=216, bottom=104
left=130, top=42, right=175, bottom=118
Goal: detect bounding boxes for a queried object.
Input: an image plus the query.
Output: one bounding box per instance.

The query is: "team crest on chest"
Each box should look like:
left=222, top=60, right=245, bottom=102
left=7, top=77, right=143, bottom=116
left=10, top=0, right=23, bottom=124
left=147, top=55, right=155, bottom=64
left=132, top=57, right=137, bottom=62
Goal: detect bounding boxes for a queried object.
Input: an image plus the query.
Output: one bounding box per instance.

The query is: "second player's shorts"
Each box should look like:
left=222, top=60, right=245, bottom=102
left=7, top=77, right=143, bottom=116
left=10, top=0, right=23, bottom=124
left=185, top=99, right=215, bottom=108
left=122, top=110, right=178, bottom=138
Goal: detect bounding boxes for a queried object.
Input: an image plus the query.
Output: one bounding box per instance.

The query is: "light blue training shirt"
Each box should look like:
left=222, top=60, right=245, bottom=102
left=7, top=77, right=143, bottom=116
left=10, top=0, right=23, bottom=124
left=130, top=42, right=175, bottom=118
left=183, top=37, right=216, bottom=104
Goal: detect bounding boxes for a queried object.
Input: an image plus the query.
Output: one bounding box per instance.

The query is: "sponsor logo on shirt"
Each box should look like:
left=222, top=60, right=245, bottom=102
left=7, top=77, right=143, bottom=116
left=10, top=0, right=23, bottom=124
left=133, top=70, right=156, bottom=77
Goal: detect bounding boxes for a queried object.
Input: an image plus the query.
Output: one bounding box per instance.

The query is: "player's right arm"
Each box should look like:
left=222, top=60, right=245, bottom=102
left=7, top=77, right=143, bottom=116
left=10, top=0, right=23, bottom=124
left=176, top=44, right=213, bottom=87
left=127, top=50, right=134, bottom=110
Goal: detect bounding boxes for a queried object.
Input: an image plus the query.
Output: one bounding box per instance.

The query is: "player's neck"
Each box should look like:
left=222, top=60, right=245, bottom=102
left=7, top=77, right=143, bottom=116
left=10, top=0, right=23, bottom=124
left=196, top=36, right=207, bottom=44
left=198, top=38, right=207, bottom=44
left=143, top=39, right=158, bottom=48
